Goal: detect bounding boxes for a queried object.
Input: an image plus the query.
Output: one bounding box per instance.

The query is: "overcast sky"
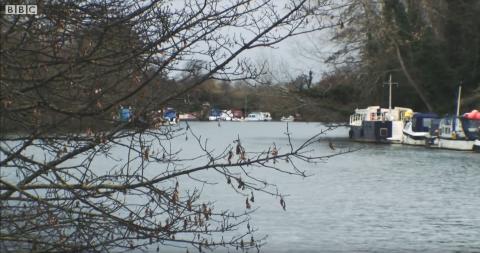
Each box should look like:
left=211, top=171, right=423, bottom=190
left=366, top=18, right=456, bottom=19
left=166, top=0, right=342, bottom=83
left=243, top=29, right=337, bottom=83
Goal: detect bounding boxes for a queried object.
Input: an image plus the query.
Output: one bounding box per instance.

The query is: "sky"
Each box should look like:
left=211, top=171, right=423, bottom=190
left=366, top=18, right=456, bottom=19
left=230, top=0, right=345, bottom=83
left=163, top=0, right=343, bottom=83
left=244, top=29, right=338, bottom=83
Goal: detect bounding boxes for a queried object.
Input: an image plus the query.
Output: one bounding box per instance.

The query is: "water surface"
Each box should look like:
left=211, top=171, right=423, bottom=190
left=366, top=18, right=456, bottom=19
left=7, top=121, right=478, bottom=253
left=175, top=122, right=480, bottom=253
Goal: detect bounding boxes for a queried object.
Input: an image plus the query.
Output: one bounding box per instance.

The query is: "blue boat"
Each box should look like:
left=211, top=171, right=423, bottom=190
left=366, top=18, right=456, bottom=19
left=402, top=112, right=439, bottom=145
left=163, top=108, right=177, bottom=125
left=119, top=106, right=133, bottom=122
left=208, top=108, right=222, bottom=121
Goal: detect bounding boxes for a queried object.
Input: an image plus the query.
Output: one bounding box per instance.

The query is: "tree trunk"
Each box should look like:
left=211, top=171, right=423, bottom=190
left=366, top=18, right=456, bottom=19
left=394, top=43, right=434, bottom=112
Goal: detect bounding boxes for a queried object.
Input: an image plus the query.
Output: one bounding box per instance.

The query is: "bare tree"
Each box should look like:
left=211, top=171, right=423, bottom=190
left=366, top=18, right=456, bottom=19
left=1, top=0, right=349, bottom=252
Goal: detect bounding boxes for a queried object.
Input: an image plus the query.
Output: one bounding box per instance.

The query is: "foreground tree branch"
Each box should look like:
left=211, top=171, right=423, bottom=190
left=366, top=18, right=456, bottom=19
left=1, top=0, right=349, bottom=252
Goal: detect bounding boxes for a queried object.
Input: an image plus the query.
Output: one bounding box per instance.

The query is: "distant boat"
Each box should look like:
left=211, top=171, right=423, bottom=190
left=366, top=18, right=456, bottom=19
left=231, top=117, right=244, bottom=122
left=119, top=106, right=133, bottom=122
left=178, top=113, right=198, bottom=121
left=220, top=110, right=233, bottom=121
left=208, top=108, right=222, bottom=121
left=280, top=115, right=294, bottom=122
left=402, top=112, right=439, bottom=146
left=245, top=112, right=272, bottom=121
left=231, top=109, right=244, bottom=121
left=263, top=112, right=272, bottom=121
left=163, top=108, right=177, bottom=125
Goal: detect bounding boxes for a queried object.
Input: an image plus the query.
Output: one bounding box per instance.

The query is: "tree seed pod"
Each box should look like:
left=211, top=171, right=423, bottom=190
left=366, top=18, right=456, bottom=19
left=271, top=146, right=278, bottom=157
left=280, top=198, right=286, bottom=211
left=236, top=144, right=241, bottom=155
left=227, top=150, right=233, bottom=164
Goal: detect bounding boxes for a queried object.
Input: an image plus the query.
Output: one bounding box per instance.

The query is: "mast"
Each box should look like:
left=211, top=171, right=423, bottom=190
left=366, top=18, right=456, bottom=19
left=388, top=74, right=393, bottom=113
left=384, top=74, right=398, bottom=119
left=456, top=85, right=462, bottom=117
left=452, top=85, right=462, bottom=133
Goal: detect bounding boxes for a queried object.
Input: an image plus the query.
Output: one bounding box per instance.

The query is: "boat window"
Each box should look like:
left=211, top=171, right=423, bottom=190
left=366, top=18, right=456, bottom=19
left=416, top=118, right=432, bottom=132
left=411, top=117, right=418, bottom=130
left=379, top=128, right=388, bottom=137
left=423, top=118, right=431, bottom=127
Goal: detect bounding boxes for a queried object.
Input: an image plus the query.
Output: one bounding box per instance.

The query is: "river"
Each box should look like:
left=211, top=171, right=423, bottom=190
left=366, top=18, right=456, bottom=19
left=160, top=121, right=480, bottom=253
left=5, top=121, right=479, bottom=253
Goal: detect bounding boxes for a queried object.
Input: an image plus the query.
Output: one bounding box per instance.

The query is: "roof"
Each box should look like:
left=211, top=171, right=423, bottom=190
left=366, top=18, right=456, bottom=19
left=413, top=112, right=438, bottom=118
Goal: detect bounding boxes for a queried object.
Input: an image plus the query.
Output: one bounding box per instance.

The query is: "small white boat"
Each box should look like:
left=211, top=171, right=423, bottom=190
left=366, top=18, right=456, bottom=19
left=262, top=112, right=272, bottom=121
left=280, top=115, right=294, bottom=122
left=432, top=87, right=480, bottom=151
left=435, top=116, right=479, bottom=150
left=245, top=112, right=261, bottom=121
left=402, top=112, right=439, bottom=146
left=209, top=109, right=234, bottom=121
left=220, top=110, right=233, bottom=121
left=178, top=113, right=198, bottom=121
left=245, top=112, right=272, bottom=121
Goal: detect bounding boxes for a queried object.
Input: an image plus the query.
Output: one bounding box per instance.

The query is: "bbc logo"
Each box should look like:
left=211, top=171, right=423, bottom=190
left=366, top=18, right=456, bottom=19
left=5, top=5, right=38, bottom=15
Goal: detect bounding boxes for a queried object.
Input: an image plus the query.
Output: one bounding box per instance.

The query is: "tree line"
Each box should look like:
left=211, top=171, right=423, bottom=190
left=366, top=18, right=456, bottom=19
left=318, top=0, right=479, bottom=114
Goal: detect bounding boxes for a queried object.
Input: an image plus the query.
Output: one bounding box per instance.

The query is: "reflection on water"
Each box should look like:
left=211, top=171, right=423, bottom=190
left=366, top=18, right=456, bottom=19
left=169, top=122, right=480, bottom=253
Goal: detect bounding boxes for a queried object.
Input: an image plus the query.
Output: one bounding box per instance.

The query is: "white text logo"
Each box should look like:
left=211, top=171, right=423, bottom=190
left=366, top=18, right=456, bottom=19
left=5, top=5, right=37, bottom=15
